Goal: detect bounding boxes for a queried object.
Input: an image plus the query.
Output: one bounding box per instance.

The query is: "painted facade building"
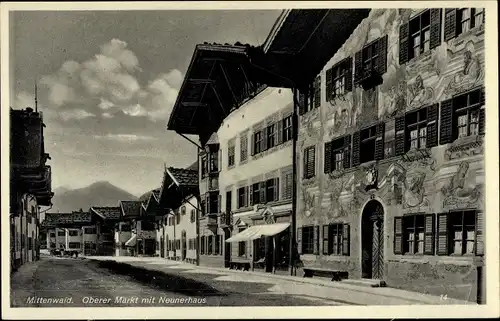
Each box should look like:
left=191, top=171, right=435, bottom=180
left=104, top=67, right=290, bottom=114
left=10, top=107, right=53, bottom=272
left=285, top=8, right=485, bottom=301
left=158, top=165, right=199, bottom=264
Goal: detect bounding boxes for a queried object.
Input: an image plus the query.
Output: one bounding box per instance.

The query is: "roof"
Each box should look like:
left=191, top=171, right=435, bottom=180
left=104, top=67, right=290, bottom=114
left=167, top=167, right=198, bottom=187
left=186, top=160, right=199, bottom=171
left=259, top=9, right=372, bottom=88
left=42, top=211, right=92, bottom=227
left=120, top=200, right=142, bottom=218
left=152, top=188, right=161, bottom=202
left=167, top=43, right=272, bottom=145
left=90, top=206, right=122, bottom=220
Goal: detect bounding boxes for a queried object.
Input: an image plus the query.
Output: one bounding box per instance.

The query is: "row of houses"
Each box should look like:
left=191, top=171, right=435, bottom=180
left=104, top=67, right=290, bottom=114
left=42, top=7, right=486, bottom=302
left=10, top=106, right=54, bottom=273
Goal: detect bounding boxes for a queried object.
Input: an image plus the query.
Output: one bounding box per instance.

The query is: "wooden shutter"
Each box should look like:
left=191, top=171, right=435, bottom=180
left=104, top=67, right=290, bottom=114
left=439, top=98, right=454, bottom=144
left=261, top=126, right=268, bottom=151
left=324, top=141, right=333, bottom=173
left=250, top=132, right=255, bottom=156
left=245, top=186, right=250, bottom=207
left=277, top=119, right=284, bottom=145
left=430, top=9, right=442, bottom=49
left=375, top=122, right=385, bottom=160
left=375, top=35, right=388, bottom=75
left=273, top=178, right=279, bottom=201
left=259, top=181, right=266, bottom=204
left=437, top=213, right=449, bottom=255
left=206, top=194, right=211, bottom=215
left=399, top=22, right=409, bottom=65
left=394, top=217, right=403, bottom=254
left=344, top=57, right=353, bottom=93
left=395, top=115, right=406, bottom=155
left=322, top=225, right=329, bottom=255
left=297, top=227, right=303, bottom=255
left=479, top=87, right=485, bottom=135
left=444, top=9, right=457, bottom=41
left=249, top=184, right=254, bottom=206
left=352, top=131, right=361, bottom=166
left=426, top=104, right=439, bottom=148
left=354, top=50, right=363, bottom=85
left=343, top=135, right=352, bottom=169
left=475, top=211, right=484, bottom=256
left=342, top=223, right=350, bottom=256
left=309, top=147, right=316, bottom=178
left=326, top=67, right=333, bottom=100
left=313, top=225, right=319, bottom=255
left=298, top=90, right=306, bottom=115
left=424, top=214, right=436, bottom=255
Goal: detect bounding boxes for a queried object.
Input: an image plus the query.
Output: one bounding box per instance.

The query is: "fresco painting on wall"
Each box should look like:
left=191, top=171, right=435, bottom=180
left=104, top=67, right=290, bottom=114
left=444, top=45, right=484, bottom=97
left=441, top=161, right=482, bottom=209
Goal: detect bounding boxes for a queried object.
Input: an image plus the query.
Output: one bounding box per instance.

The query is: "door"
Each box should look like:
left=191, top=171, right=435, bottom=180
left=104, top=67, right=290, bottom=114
left=265, top=236, right=273, bottom=273
left=361, top=200, right=384, bottom=279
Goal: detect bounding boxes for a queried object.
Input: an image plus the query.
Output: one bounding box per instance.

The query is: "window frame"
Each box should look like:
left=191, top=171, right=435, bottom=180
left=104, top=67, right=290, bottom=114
left=454, top=90, right=481, bottom=139
left=228, top=144, right=235, bottom=167
left=283, top=116, right=293, bottom=142
left=360, top=125, right=377, bottom=164
left=406, top=107, right=429, bottom=151
left=253, top=131, right=263, bottom=155
left=303, top=146, right=316, bottom=179
left=301, top=225, right=315, bottom=255
left=237, top=187, right=247, bottom=209
left=362, top=40, right=379, bottom=72
left=266, top=123, right=276, bottom=149
left=448, top=210, right=477, bottom=256
left=409, top=9, right=431, bottom=60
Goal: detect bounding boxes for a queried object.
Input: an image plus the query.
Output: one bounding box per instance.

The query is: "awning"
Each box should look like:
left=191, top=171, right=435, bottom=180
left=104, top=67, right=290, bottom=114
left=225, top=222, right=290, bottom=243
left=125, top=235, right=137, bottom=247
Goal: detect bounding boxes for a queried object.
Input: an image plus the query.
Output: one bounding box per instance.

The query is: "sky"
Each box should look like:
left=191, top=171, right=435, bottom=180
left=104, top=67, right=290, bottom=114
left=10, top=10, right=281, bottom=196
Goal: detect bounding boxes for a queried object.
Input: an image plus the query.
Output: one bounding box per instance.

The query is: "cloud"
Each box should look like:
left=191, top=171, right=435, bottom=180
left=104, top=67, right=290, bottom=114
left=13, top=91, right=35, bottom=109
left=38, top=38, right=182, bottom=123
left=94, top=133, right=157, bottom=142
left=59, top=109, right=96, bottom=121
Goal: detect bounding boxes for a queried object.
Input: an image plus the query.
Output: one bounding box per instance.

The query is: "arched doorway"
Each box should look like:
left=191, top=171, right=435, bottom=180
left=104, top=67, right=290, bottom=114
left=361, top=200, right=385, bottom=279
left=181, top=230, right=187, bottom=261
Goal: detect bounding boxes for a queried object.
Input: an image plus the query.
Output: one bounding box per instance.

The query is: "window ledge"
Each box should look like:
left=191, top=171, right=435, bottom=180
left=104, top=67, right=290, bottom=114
left=406, top=49, right=433, bottom=67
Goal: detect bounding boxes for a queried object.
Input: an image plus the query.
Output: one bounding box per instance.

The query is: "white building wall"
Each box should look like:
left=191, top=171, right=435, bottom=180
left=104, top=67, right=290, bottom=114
left=164, top=196, right=198, bottom=263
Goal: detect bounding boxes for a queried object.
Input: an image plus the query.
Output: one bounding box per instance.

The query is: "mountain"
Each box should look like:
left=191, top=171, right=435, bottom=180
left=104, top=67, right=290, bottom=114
left=50, top=181, right=138, bottom=213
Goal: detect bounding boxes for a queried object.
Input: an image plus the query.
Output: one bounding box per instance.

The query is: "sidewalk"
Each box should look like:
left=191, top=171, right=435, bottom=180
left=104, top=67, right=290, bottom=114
left=83, top=255, right=476, bottom=306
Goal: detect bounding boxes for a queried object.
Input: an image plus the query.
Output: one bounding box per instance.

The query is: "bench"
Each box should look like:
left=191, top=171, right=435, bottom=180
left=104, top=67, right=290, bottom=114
left=303, top=267, right=348, bottom=281
left=229, top=261, right=250, bottom=271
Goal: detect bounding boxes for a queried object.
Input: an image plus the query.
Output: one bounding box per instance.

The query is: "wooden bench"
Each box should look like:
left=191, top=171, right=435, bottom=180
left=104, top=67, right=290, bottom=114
left=303, top=267, right=348, bottom=281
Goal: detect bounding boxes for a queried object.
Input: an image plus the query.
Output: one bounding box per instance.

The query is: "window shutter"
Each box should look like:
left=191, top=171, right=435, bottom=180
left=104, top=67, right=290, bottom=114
left=259, top=181, right=266, bottom=204
left=426, top=104, right=439, bottom=148
left=475, top=211, right=484, bottom=256
left=354, top=50, right=363, bottom=85
left=375, top=35, right=388, bottom=75
left=250, top=133, right=255, bottom=156
left=326, top=67, right=334, bottom=101
left=393, top=217, right=403, bottom=254
left=352, top=131, right=361, bottom=166
left=313, top=225, right=319, bottom=255
left=437, top=213, right=449, bottom=255
left=342, top=223, right=350, bottom=256
left=297, top=227, right=303, bottom=255
left=273, top=178, right=279, bottom=201
left=375, top=121, right=385, bottom=160
left=399, top=22, right=409, bottom=65
left=395, top=116, right=406, bottom=155
left=249, top=184, right=254, bottom=206
left=345, top=57, right=353, bottom=93
left=303, top=149, right=309, bottom=178
left=277, top=119, right=284, bottom=145
left=479, top=88, right=485, bottom=135
left=343, top=135, right=352, bottom=169
left=261, top=126, right=268, bottom=151
left=218, top=194, right=222, bottom=213
left=439, top=98, right=454, bottom=144
left=430, top=9, right=442, bottom=49
left=245, top=186, right=250, bottom=207
left=298, top=90, right=306, bottom=115
left=308, top=147, right=316, bottom=178
left=206, top=194, right=211, bottom=214
left=324, top=141, right=333, bottom=173
left=424, top=214, right=436, bottom=255
left=322, top=225, right=329, bottom=255
left=444, top=9, right=457, bottom=42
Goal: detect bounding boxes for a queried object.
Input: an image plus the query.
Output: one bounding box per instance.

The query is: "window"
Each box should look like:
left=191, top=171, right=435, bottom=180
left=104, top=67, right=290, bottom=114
left=409, top=10, right=431, bottom=60
left=49, top=233, right=56, bottom=238
left=57, top=230, right=65, bottom=237
left=266, top=178, right=279, bottom=203
left=449, top=211, right=476, bottom=255
left=282, top=172, right=293, bottom=200
left=215, top=234, right=221, bottom=255
left=455, top=90, right=481, bottom=138
left=303, top=146, right=316, bottom=179
left=302, top=226, right=314, bottom=254
left=121, top=224, right=131, bottom=232
left=266, top=123, right=276, bottom=149
left=458, top=8, right=484, bottom=35
left=282, top=116, right=293, bottom=142
left=190, top=209, right=196, bottom=223
left=209, top=151, right=219, bottom=172
left=201, top=155, right=207, bottom=178
left=142, top=220, right=155, bottom=231
left=181, top=206, right=186, bottom=216
left=362, top=41, right=379, bottom=73
left=225, top=190, right=232, bottom=213
left=228, top=145, right=235, bottom=167
left=69, top=230, right=79, bottom=237
left=323, top=224, right=350, bottom=256
left=240, top=135, right=248, bottom=162
left=360, top=126, right=377, bottom=163
left=251, top=183, right=260, bottom=206
left=405, top=107, right=428, bottom=151
left=403, top=215, right=425, bottom=254
left=313, top=76, right=321, bottom=108
left=238, top=228, right=246, bottom=256
left=325, top=135, right=351, bottom=173
left=326, top=58, right=352, bottom=100
left=200, top=200, right=206, bottom=217
left=237, top=187, right=248, bottom=208
left=253, top=131, right=263, bottom=155
left=69, top=242, right=80, bottom=249
left=207, top=235, right=213, bottom=255
left=209, top=193, right=219, bottom=214
left=84, top=227, right=96, bottom=234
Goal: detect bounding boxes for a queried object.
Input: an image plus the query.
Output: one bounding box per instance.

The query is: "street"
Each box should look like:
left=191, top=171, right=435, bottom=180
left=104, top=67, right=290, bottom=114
left=11, top=255, right=345, bottom=307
